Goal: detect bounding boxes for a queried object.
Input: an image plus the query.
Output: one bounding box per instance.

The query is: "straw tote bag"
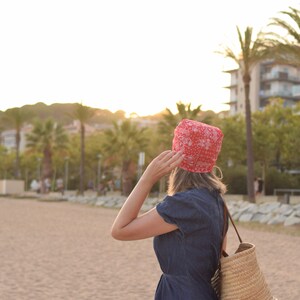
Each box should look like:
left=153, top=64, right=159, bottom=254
left=211, top=202, right=277, bottom=300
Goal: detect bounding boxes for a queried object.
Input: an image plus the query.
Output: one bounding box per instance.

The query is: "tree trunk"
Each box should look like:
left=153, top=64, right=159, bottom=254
left=41, top=147, right=53, bottom=194
left=243, top=74, right=256, bottom=203
left=121, top=160, right=134, bottom=196
left=79, top=123, right=85, bottom=195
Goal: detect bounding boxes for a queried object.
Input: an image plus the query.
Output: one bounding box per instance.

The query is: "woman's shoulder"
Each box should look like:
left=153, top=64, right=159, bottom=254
left=175, top=187, right=218, bottom=199
left=163, top=188, right=213, bottom=206
left=157, top=188, right=222, bottom=232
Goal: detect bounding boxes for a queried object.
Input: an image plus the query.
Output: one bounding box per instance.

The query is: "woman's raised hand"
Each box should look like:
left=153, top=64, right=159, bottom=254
left=141, top=150, right=184, bottom=185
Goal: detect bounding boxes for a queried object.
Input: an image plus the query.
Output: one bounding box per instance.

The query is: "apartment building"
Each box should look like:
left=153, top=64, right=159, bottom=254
left=225, top=60, right=300, bottom=115
left=0, top=125, right=33, bottom=152
left=1, top=120, right=97, bottom=152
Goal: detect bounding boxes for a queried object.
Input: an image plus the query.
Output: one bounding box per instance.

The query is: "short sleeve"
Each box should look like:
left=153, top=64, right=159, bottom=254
left=156, top=193, right=203, bottom=235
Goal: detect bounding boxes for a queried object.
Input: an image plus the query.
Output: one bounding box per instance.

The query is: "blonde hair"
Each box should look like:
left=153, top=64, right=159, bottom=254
left=167, top=167, right=227, bottom=196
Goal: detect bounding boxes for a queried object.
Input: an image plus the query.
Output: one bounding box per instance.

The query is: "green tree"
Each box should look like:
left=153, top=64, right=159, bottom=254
left=218, top=115, right=246, bottom=168
left=70, top=103, right=96, bottom=195
left=63, top=135, right=81, bottom=191
left=83, top=132, right=107, bottom=190
left=252, top=107, right=277, bottom=194
left=0, top=145, right=9, bottom=179
left=264, top=99, right=298, bottom=170
left=26, top=119, right=68, bottom=193
left=217, top=116, right=247, bottom=194
left=59, top=133, right=105, bottom=192
left=1, top=108, right=33, bottom=178
left=252, top=98, right=300, bottom=193
left=103, top=119, right=149, bottom=196
left=20, top=152, right=42, bottom=191
left=286, top=102, right=300, bottom=169
left=220, top=27, right=271, bottom=202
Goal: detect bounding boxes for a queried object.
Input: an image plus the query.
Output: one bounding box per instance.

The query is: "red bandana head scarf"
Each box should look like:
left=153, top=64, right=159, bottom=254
left=172, top=119, right=223, bottom=173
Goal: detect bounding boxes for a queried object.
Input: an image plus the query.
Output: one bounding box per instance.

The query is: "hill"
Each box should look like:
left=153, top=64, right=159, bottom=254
left=0, top=102, right=222, bottom=130
left=0, top=102, right=128, bottom=128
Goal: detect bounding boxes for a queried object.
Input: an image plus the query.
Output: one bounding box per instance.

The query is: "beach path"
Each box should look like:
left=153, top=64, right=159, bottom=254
left=0, top=198, right=299, bottom=300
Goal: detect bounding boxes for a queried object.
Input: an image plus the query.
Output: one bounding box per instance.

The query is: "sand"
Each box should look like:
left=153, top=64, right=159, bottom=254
left=0, top=197, right=299, bottom=300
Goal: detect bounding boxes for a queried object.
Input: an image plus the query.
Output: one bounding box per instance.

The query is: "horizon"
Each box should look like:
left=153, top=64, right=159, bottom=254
left=0, top=100, right=227, bottom=118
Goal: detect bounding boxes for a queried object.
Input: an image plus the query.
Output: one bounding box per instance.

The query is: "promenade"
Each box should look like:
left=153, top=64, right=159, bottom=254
left=0, top=197, right=299, bottom=300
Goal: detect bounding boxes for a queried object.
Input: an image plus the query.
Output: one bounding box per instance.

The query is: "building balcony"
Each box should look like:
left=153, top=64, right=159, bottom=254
left=260, top=90, right=300, bottom=101
left=293, top=85, right=300, bottom=96
left=224, top=83, right=238, bottom=89
left=225, top=99, right=238, bottom=105
left=260, top=90, right=293, bottom=98
left=261, top=72, right=300, bottom=83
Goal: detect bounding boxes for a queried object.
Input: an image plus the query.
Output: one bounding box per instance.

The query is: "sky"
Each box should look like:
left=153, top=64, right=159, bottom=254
left=0, top=0, right=299, bottom=117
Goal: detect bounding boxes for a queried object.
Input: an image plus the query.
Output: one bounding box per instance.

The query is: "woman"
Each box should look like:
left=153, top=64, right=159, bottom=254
left=111, top=119, right=228, bottom=300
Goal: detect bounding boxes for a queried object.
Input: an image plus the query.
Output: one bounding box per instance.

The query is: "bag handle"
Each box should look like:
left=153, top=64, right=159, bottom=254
left=223, top=200, right=243, bottom=243
left=221, top=199, right=243, bottom=257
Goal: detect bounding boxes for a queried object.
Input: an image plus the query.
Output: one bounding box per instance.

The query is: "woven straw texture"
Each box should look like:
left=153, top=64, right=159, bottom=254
left=212, top=242, right=276, bottom=300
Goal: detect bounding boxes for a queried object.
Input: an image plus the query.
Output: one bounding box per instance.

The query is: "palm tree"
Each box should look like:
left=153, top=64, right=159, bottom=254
left=156, top=102, right=202, bottom=194
left=1, top=108, right=32, bottom=179
left=103, top=119, right=148, bottom=196
left=26, top=119, right=68, bottom=193
left=71, top=103, right=96, bottom=195
left=158, top=101, right=202, bottom=149
left=220, top=27, right=271, bottom=202
left=267, top=7, right=300, bottom=66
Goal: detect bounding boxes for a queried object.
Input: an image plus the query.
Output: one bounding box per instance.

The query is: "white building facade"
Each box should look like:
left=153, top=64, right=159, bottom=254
left=1, top=125, right=33, bottom=152
left=225, top=60, right=300, bottom=115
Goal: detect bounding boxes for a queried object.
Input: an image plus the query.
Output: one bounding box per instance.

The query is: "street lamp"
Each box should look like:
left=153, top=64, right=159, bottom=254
left=64, top=156, right=69, bottom=191
left=137, top=152, right=145, bottom=179
left=97, top=154, right=102, bottom=187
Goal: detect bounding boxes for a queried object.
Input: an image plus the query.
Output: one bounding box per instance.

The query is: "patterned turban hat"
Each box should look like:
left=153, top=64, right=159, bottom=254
left=172, top=119, right=223, bottom=173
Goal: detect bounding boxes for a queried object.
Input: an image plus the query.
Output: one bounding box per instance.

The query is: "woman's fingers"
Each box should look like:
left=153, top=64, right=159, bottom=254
left=157, top=150, right=173, bottom=161
left=161, top=150, right=183, bottom=166
left=142, top=150, right=184, bottom=183
left=155, top=151, right=183, bottom=174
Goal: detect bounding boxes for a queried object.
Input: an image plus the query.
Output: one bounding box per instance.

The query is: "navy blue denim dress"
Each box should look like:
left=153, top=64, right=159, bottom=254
left=153, top=188, right=226, bottom=300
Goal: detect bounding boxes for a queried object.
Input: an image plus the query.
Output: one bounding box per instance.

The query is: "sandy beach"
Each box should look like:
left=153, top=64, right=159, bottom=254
left=0, top=197, right=299, bottom=300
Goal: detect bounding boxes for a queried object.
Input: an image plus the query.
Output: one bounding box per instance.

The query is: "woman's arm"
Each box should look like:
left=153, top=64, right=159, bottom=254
left=111, top=150, right=183, bottom=241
